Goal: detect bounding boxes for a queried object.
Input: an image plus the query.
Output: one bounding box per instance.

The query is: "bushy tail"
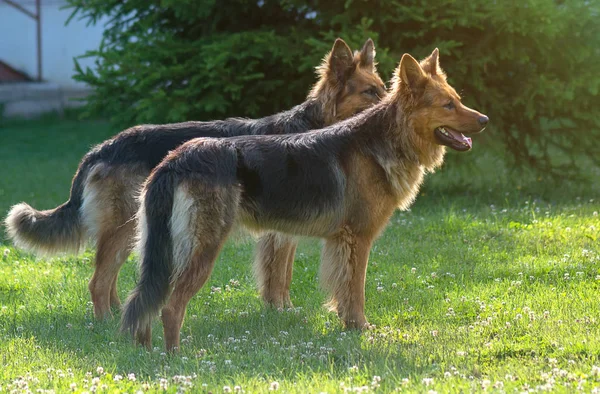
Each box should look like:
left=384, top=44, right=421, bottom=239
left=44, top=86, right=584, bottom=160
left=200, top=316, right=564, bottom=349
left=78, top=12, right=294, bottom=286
left=4, top=164, right=90, bottom=256
left=121, top=167, right=178, bottom=335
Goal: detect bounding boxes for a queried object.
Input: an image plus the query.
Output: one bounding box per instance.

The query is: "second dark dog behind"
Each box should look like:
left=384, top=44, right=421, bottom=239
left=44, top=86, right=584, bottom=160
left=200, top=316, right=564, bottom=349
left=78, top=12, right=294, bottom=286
left=5, top=38, right=385, bottom=318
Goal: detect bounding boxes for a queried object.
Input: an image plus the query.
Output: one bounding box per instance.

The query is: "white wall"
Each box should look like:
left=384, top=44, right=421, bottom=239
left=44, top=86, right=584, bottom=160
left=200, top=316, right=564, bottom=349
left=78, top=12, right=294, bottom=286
left=0, top=0, right=105, bottom=88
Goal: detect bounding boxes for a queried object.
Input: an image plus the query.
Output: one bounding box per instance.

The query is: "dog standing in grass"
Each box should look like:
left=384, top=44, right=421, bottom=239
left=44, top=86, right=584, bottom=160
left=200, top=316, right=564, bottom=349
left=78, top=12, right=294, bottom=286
left=122, top=48, right=489, bottom=351
left=4, top=39, right=385, bottom=319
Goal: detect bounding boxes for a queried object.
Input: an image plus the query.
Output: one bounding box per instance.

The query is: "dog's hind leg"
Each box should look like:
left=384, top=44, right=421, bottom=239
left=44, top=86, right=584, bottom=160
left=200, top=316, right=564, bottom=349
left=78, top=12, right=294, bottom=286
left=320, top=227, right=373, bottom=330
left=135, top=325, right=152, bottom=349
left=108, top=219, right=136, bottom=309
left=85, top=173, right=142, bottom=319
left=161, top=242, right=226, bottom=352
left=110, top=272, right=121, bottom=308
left=89, top=220, right=135, bottom=319
left=254, top=233, right=298, bottom=309
left=161, top=182, right=239, bottom=351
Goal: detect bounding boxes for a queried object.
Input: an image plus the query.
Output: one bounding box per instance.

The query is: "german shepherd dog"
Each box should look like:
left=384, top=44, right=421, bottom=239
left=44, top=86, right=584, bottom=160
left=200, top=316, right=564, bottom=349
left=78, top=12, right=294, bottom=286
left=4, top=39, right=386, bottom=319
left=122, top=48, right=488, bottom=351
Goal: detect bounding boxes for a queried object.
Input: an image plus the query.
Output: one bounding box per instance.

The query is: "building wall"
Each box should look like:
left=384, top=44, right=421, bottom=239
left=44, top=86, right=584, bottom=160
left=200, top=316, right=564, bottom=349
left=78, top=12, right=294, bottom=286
left=0, top=0, right=105, bottom=88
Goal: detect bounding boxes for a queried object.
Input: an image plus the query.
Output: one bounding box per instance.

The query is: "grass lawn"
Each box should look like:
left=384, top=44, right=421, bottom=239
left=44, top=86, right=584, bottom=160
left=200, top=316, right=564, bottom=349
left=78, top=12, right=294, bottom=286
left=0, top=116, right=599, bottom=393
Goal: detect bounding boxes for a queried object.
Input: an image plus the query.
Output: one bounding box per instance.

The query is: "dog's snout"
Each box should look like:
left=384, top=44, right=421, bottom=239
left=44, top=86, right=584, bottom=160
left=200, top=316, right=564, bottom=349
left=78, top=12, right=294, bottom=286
left=478, top=115, right=489, bottom=127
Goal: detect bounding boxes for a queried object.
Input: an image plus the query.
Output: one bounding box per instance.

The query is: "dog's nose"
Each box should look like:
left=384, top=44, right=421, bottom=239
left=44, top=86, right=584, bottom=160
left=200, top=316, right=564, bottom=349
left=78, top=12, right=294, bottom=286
left=478, top=115, right=489, bottom=127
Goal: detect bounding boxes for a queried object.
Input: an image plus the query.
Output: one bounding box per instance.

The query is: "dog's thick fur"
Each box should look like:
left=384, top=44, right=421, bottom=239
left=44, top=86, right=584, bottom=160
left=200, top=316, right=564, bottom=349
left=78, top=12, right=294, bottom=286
left=4, top=39, right=385, bottom=319
left=123, top=49, right=489, bottom=351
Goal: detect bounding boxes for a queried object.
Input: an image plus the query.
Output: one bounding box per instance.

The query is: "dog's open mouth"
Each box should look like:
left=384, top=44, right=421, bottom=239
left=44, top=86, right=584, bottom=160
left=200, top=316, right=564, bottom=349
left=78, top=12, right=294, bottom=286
left=434, top=127, right=472, bottom=152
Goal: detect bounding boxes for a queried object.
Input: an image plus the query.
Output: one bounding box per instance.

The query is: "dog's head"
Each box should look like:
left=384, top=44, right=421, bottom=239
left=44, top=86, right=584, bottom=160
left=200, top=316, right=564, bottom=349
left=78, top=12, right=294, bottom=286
left=310, top=38, right=387, bottom=125
left=393, top=49, right=488, bottom=152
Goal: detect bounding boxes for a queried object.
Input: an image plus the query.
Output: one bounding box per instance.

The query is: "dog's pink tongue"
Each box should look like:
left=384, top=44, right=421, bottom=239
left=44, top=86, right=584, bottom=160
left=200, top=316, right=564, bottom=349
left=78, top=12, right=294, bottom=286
left=449, top=129, right=472, bottom=149
left=465, top=136, right=472, bottom=148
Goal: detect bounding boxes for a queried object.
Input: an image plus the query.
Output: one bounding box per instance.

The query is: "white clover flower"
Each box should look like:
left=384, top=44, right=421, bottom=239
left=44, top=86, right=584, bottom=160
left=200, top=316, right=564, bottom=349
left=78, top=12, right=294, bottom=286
left=159, top=378, right=168, bottom=390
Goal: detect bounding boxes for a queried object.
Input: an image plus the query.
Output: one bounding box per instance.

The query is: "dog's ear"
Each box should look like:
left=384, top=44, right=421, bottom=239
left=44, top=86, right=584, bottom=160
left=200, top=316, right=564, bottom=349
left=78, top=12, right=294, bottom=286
left=326, top=38, right=355, bottom=84
left=421, top=48, right=440, bottom=76
left=359, top=38, right=375, bottom=69
left=399, top=53, right=427, bottom=90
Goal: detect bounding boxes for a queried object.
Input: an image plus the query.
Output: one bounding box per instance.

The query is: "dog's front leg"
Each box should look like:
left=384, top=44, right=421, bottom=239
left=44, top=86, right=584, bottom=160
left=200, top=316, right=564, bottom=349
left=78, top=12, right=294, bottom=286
left=254, top=233, right=297, bottom=309
left=320, top=227, right=373, bottom=330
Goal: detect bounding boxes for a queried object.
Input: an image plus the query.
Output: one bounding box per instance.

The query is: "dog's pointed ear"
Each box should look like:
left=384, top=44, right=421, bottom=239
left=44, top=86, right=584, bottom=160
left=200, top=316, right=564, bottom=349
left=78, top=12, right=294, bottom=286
left=326, top=38, right=355, bottom=84
left=399, top=53, right=427, bottom=90
left=359, top=38, right=375, bottom=69
left=421, top=48, right=440, bottom=75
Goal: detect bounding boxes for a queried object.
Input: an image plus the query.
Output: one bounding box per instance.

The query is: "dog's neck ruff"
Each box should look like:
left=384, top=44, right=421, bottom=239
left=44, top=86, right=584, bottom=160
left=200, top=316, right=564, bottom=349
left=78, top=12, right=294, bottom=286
left=352, top=101, right=445, bottom=210
left=270, top=98, right=326, bottom=135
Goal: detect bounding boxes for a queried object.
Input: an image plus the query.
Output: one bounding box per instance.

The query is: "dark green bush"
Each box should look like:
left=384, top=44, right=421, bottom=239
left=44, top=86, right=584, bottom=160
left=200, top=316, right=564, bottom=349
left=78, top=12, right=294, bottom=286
left=67, top=0, right=600, bottom=176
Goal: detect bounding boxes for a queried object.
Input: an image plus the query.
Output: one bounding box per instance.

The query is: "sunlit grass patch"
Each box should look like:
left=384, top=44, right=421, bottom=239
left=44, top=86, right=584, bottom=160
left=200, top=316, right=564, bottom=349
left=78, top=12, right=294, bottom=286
left=0, top=118, right=599, bottom=392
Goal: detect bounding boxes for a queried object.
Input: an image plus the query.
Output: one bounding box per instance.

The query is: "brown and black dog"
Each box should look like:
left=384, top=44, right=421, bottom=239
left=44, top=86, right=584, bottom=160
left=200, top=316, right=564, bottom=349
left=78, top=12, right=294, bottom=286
left=122, top=48, right=488, bottom=351
left=5, top=39, right=386, bottom=319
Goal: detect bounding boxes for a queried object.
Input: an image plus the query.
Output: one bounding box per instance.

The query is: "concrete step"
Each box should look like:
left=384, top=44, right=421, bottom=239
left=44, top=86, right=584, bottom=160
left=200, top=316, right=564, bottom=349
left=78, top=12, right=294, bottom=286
left=0, top=82, right=91, bottom=118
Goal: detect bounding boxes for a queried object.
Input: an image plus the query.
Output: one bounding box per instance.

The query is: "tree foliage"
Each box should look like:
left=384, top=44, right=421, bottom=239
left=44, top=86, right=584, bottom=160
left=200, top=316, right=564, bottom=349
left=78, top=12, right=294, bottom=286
left=67, top=0, right=600, bottom=176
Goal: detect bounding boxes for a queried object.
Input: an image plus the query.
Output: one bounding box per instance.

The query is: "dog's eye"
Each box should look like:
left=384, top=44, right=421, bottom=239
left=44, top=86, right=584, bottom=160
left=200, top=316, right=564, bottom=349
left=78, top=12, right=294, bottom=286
left=363, top=87, right=378, bottom=97
left=443, top=101, right=455, bottom=110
